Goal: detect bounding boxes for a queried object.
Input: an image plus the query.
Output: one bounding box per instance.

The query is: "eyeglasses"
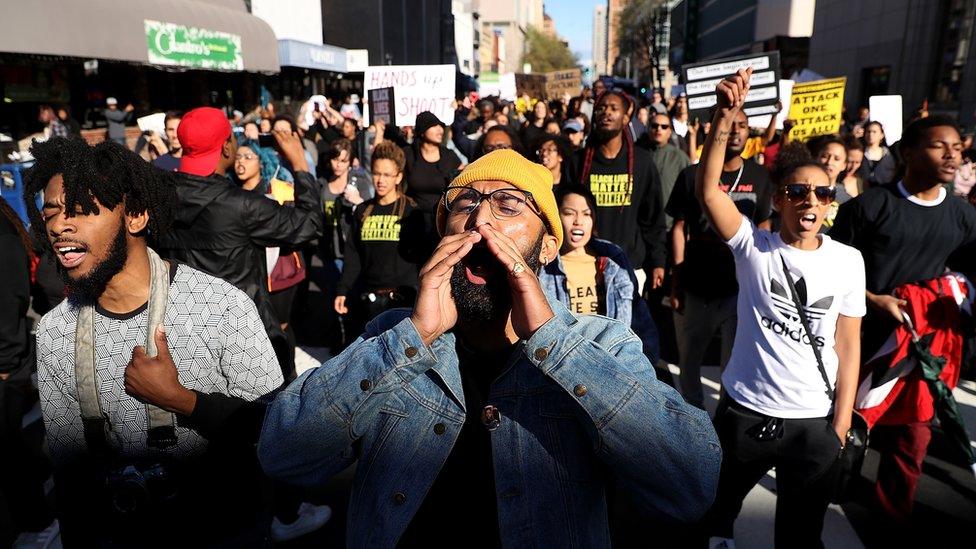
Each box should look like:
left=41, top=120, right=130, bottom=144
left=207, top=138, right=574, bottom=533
left=536, top=147, right=559, bottom=156
left=649, top=123, right=671, bottom=130
left=373, top=171, right=400, bottom=180
left=235, top=153, right=257, bottom=161
left=782, top=183, right=837, bottom=204
left=443, top=186, right=536, bottom=218
left=483, top=143, right=513, bottom=153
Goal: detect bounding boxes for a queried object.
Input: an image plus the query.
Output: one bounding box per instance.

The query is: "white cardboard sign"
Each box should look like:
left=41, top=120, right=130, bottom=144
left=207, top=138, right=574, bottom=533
left=869, top=95, right=903, bottom=144
left=364, top=64, right=456, bottom=127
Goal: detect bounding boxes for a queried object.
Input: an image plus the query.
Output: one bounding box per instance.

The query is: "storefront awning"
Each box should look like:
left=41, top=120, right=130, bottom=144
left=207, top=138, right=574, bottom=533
left=278, top=40, right=348, bottom=73
left=0, top=0, right=279, bottom=73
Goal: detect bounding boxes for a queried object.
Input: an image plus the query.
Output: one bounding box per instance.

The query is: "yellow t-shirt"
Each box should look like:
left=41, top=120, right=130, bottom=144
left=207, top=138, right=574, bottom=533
left=562, top=253, right=601, bottom=315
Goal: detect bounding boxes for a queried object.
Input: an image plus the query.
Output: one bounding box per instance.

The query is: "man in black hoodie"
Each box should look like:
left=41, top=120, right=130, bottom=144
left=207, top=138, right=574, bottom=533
left=155, top=107, right=323, bottom=357
left=575, top=90, right=667, bottom=294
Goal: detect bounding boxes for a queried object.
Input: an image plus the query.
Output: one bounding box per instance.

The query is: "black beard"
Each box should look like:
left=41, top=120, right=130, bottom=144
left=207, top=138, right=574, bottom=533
left=61, top=223, right=129, bottom=307
left=450, top=237, right=543, bottom=323
left=590, top=126, right=621, bottom=144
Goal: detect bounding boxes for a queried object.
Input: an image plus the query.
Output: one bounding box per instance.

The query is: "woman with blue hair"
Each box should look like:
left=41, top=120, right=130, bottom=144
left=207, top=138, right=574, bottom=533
left=233, top=138, right=333, bottom=541
left=234, top=139, right=304, bottom=378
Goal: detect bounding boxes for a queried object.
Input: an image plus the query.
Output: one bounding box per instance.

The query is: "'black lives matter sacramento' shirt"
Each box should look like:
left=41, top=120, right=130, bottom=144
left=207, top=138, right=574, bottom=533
left=338, top=199, right=426, bottom=296
left=575, top=146, right=667, bottom=270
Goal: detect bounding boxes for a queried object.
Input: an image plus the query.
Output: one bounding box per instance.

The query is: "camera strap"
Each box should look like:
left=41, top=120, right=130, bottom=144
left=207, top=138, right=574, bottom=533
left=75, top=247, right=178, bottom=455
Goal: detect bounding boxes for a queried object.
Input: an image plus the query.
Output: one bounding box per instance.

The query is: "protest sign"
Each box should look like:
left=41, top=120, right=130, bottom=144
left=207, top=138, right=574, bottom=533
left=515, top=73, right=547, bottom=100
left=545, top=69, right=582, bottom=99
left=367, top=87, right=396, bottom=126
left=136, top=112, right=166, bottom=137
left=364, top=64, right=455, bottom=126
left=479, top=72, right=517, bottom=101
left=682, top=51, right=781, bottom=120
left=869, top=95, right=903, bottom=144
left=748, top=79, right=794, bottom=130
left=787, top=77, right=846, bottom=142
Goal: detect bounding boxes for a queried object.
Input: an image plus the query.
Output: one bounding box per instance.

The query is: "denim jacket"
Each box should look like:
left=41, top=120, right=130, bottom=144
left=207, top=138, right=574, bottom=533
left=540, top=238, right=661, bottom=364
left=258, top=301, right=720, bottom=548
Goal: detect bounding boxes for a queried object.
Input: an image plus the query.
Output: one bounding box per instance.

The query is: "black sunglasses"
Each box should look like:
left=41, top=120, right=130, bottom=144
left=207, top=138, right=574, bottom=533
left=649, top=123, right=671, bottom=130
left=782, top=183, right=837, bottom=204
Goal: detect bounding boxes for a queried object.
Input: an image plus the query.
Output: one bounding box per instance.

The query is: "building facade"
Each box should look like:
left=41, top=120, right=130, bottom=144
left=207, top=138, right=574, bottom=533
left=668, top=0, right=813, bottom=81
left=593, top=4, right=608, bottom=77
left=808, top=0, right=976, bottom=125
left=476, top=0, right=544, bottom=73
left=320, top=0, right=454, bottom=67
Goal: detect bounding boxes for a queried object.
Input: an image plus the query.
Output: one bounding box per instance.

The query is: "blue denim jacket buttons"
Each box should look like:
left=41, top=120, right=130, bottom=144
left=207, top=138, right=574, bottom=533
left=481, top=405, right=501, bottom=431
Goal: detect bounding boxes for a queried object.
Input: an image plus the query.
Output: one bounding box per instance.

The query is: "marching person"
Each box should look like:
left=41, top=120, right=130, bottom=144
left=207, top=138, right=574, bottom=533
left=155, top=107, right=324, bottom=365
left=666, top=105, right=774, bottom=409
left=25, top=137, right=283, bottom=545
left=334, top=141, right=425, bottom=339
left=533, top=134, right=575, bottom=186
left=540, top=184, right=659, bottom=363
left=696, top=69, right=864, bottom=547
left=258, top=149, right=720, bottom=547
left=862, top=121, right=897, bottom=187
left=831, top=115, right=976, bottom=522
left=576, top=89, right=667, bottom=294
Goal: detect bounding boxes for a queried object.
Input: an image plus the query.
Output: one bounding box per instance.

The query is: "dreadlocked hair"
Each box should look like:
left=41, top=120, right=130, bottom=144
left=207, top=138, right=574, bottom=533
left=22, top=137, right=177, bottom=251
left=580, top=89, right=636, bottom=207
left=0, top=199, right=34, bottom=267
left=771, top=141, right=827, bottom=187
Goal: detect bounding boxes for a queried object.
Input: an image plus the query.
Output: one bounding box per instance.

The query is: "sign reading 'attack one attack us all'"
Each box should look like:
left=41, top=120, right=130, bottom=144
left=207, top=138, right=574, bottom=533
left=145, top=20, right=243, bottom=71
left=787, top=77, right=847, bottom=142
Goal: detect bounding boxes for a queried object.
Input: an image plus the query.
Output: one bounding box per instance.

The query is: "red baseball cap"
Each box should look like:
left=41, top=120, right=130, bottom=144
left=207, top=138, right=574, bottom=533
left=178, top=107, right=232, bottom=176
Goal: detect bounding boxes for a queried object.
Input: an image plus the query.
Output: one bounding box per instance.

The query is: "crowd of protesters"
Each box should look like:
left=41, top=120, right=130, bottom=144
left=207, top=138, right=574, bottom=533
left=2, top=67, right=975, bottom=548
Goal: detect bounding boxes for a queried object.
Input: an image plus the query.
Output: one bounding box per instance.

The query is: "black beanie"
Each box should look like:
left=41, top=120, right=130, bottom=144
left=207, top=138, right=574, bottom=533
left=414, top=111, right=444, bottom=138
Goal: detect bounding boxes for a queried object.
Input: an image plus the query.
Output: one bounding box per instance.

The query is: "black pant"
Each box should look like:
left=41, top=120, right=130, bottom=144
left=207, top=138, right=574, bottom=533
left=0, top=368, right=53, bottom=545
left=703, top=398, right=840, bottom=548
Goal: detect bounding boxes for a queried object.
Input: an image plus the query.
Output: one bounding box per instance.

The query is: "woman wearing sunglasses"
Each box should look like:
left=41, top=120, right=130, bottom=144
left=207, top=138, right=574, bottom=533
left=696, top=69, right=865, bottom=547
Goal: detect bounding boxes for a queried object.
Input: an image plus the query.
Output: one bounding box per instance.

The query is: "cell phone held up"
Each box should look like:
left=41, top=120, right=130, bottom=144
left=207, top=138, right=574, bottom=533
left=257, top=133, right=276, bottom=149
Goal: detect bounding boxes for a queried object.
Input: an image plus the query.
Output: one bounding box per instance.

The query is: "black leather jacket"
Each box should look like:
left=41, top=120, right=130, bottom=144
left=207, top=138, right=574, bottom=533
left=156, top=171, right=323, bottom=338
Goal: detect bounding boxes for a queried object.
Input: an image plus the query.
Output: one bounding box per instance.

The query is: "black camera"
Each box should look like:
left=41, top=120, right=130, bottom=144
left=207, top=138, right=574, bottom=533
left=106, top=462, right=176, bottom=514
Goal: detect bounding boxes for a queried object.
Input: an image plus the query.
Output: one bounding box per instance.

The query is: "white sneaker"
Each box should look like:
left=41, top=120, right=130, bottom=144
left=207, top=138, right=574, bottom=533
left=270, top=502, right=332, bottom=542
left=13, top=519, right=60, bottom=549
left=708, top=536, right=736, bottom=549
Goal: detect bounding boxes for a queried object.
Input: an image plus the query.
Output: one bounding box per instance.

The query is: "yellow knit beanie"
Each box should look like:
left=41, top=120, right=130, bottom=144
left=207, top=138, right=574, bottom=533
left=436, top=149, right=562, bottom=248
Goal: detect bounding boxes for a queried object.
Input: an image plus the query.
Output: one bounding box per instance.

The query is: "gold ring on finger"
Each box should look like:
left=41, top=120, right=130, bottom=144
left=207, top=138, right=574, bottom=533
left=510, top=262, right=526, bottom=277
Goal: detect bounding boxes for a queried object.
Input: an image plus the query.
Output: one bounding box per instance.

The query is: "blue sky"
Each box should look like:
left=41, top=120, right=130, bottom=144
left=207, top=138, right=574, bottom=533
left=546, top=0, right=603, bottom=65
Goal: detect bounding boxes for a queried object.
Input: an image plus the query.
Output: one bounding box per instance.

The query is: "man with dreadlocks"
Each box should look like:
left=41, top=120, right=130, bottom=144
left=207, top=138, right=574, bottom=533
left=575, top=90, right=667, bottom=296
left=25, top=137, right=283, bottom=545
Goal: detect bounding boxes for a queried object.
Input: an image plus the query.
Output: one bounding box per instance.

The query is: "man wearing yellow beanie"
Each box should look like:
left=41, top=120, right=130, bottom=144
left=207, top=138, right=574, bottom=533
left=259, top=150, right=721, bottom=547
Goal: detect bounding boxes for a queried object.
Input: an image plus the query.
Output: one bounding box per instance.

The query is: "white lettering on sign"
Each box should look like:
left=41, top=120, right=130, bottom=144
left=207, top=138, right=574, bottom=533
left=309, top=48, right=335, bottom=65
left=155, top=28, right=211, bottom=57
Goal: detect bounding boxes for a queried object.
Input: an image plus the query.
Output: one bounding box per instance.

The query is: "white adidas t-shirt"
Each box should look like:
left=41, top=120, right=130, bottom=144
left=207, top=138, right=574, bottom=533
left=722, top=216, right=866, bottom=418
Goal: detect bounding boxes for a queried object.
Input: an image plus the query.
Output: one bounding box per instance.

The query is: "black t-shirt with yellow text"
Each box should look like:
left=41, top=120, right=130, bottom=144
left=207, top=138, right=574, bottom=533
left=337, top=199, right=425, bottom=296
left=574, top=146, right=667, bottom=270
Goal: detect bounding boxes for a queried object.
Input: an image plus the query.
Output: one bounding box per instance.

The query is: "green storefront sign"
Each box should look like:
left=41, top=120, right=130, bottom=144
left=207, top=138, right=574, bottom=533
left=145, top=19, right=243, bottom=71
